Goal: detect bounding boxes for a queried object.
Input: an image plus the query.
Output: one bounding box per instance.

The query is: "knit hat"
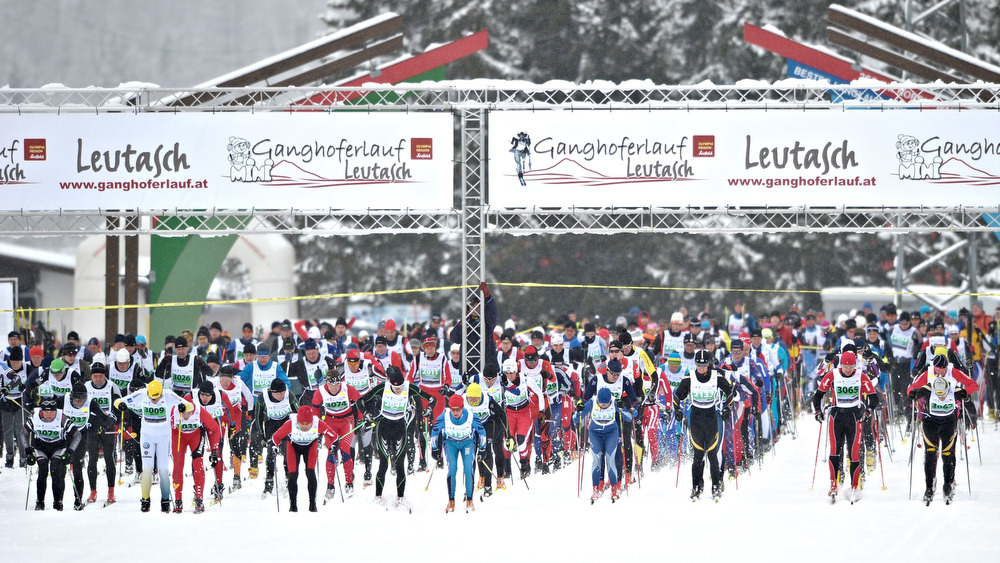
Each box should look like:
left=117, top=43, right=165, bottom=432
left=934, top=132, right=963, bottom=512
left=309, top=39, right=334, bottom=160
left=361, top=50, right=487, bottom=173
left=840, top=351, right=857, bottom=366
left=466, top=383, right=482, bottom=399
left=198, top=381, right=215, bottom=396
left=667, top=352, right=682, bottom=365
left=448, top=395, right=465, bottom=410
left=49, top=358, right=66, bottom=373
left=597, top=387, right=612, bottom=405
left=607, top=359, right=622, bottom=373
left=297, top=406, right=314, bottom=424
left=115, top=349, right=130, bottom=363
left=269, top=378, right=286, bottom=393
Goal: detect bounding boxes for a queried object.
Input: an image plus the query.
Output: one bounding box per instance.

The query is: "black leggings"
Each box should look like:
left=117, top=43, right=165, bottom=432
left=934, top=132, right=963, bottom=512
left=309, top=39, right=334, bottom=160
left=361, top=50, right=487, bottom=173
left=375, top=419, right=407, bottom=498
left=87, top=428, right=117, bottom=489
left=286, top=442, right=318, bottom=509
left=689, top=408, right=721, bottom=489
left=922, top=414, right=957, bottom=489
left=479, top=417, right=505, bottom=488
left=34, top=441, right=67, bottom=505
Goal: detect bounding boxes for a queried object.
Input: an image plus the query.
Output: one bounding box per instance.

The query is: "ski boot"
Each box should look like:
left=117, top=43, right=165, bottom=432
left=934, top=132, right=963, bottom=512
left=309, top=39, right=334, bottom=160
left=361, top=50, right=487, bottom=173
left=553, top=454, right=562, bottom=471
left=848, top=487, right=862, bottom=504
left=483, top=483, right=493, bottom=498
left=541, top=461, right=550, bottom=475
left=406, top=463, right=415, bottom=475
left=4, top=456, right=12, bottom=469
left=212, top=483, right=224, bottom=504
left=124, top=461, right=134, bottom=475
left=53, top=500, right=63, bottom=511
left=194, top=498, right=205, bottom=514
left=943, top=482, right=955, bottom=505
left=160, top=499, right=171, bottom=513
left=106, top=487, right=116, bottom=506
left=690, top=484, right=703, bottom=501
left=263, top=479, right=274, bottom=495
left=140, top=498, right=150, bottom=512
left=86, top=490, right=98, bottom=505
left=248, top=466, right=259, bottom=479
left=520, top=459, right=531, bottom=477
left=590, top=485, right=601, bottom=504
left=610, top=483, right=621, bottom=502
left=445, top=499, right=456, bottom=513
left=435, top=459, right=444, bottom=470
left=344, top=483, right=354, bottom=496
left=74, top=497, right=85, bottom=511
left=828, top=481, right=838, bottom=504
left=417, top=458, right=427, bottom=472
left=325, top=484, right=336, bottom=500
left=308, top=501, right=317, bottom=512
left=711, top=483, right=722, bottom=502
left=465, top=497, right=475, bottom=512
left=288, top=499, right=298, bottom=512
left=34, top=500, right=44, bottom=511
left=923, top=486, right=934, bottom=505
left=496, top=477, right=506, bottom=490
left=173, top=499, right=184, bottom=513
left=231, top=475, right=242, bottom=490
left=534, top=458, right=543, bottom=474
left=477, top=476, right=485, bottom=491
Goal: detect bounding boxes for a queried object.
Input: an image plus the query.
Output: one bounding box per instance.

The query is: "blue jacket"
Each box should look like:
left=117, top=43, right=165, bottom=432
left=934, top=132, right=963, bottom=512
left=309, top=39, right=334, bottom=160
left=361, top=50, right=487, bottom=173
left=430, top=409, right=486, bottom=451
left=238, top=359, right=291, bottom=405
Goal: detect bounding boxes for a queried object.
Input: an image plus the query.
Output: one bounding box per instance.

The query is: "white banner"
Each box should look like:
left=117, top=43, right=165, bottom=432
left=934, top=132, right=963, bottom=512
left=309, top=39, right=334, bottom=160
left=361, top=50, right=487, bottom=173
left=489, top=110, right=1000, bottom=207
left=0, top=112, right=453, bottom=210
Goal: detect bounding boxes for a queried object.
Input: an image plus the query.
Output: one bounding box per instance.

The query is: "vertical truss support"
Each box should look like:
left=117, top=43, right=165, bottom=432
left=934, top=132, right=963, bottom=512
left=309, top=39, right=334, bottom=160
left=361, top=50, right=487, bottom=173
left=460, top=108, right=487, bottom=376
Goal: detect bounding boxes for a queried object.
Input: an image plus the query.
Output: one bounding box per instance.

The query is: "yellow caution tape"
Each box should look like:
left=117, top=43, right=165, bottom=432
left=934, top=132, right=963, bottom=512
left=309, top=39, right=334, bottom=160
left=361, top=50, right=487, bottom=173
left=2, top=282, right=996, bottom=315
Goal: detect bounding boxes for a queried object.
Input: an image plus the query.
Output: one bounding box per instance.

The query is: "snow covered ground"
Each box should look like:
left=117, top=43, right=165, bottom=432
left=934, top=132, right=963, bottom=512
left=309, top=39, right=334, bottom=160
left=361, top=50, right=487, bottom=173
left=1, top=415, right=998, bottom=562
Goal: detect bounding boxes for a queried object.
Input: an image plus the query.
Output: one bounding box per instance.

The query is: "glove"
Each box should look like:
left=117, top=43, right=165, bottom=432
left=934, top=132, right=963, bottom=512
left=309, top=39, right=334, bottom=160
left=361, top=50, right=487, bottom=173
left=440, top=387, right=454, bottom=398
left=479, top=281, right=490, bottom=298
left=908, top=389, right=919, bottom=400
left=209, top=449, right=219, bottom=468
left=504, top=437, right=516, bottom=453
left=541, top=370, right=553, bottom=381
left=764, top=393, right=772, bottom=404
left=673, top=408, right=683, bottom=422
left=721, top=406, right=731, bottom=419
left=575, top=399, right=584, bottom=412
left=113, top=398, right=125, bottom=409
left=177, top=402, right=189, bottom=413
left=954, top=388, right=968, bottom=400
left=25, top=448, right=36, bottom=466
left=815, top=410, right=825, bottom=422
left=750, top=402, right=760, bottom=416
left=754, top=378, right=764, bottom=389
left=431, top=448, right=442, bottom=462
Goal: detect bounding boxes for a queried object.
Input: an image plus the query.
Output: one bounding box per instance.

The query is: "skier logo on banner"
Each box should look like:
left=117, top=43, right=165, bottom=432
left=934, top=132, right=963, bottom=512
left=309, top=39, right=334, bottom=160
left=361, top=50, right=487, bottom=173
left=510, top=131, right=532, bottom=186
left=228, top=136, right=273, bottom=183
left=895, top=134, right=941, bottom=180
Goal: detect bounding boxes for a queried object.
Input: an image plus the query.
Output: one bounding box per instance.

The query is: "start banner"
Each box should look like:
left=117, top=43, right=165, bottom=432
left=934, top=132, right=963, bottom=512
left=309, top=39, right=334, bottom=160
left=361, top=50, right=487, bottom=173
left=489, top=109, right=1000, bottom=208
left=0, top=112, right=453, bottom=211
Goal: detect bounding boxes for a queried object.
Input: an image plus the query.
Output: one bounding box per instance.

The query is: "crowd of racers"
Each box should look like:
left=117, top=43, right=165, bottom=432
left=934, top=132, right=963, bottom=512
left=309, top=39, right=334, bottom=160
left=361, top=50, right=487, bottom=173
left=0, top=284, right=995, bottom=511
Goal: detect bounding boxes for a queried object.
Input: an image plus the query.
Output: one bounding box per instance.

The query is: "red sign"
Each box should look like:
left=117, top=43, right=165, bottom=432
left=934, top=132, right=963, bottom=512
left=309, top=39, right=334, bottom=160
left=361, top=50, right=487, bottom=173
left=693, top=135, right=715, bottom=157
left=411, top=138, right=432, bottom=160
left=24, top=139, right=46, bottom=161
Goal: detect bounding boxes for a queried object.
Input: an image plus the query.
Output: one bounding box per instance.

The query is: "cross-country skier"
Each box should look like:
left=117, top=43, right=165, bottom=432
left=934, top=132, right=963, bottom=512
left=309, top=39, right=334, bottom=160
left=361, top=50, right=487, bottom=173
left=812, top=350, right=880, bottom=503
left=311, top=368, right=363, bottom=500
left=907, top=354, right=979, bottom=504
left=271, top=405, right=339, bottom=512
left=579, top=386, right=632, bottom=503
left=170, top=384, right=221, bottom=513
left=23, top=397, right=82, bottom=510
left=83, top=361, right=122, bottom=506
left=431, top=394, right=486, bottom=512
left=673, top=350, right=735, bottom=501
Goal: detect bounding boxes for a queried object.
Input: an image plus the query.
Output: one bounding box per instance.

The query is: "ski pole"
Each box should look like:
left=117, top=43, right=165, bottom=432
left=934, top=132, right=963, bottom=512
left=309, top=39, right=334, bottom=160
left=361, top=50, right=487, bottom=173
left=423, top=456, right=437, bottom=491
left=333, top=447, right=346, bottom=503
left=873, top=413, right=886, bottom=491
left=810, top=414, right=825, bottom=491
left=24, top=459, right=33, bottom=511
left=675, top=415, right=686, bottom=488
left=908, top=407, right=919, bottom=500
left=961, top=418, right=972, bottom=498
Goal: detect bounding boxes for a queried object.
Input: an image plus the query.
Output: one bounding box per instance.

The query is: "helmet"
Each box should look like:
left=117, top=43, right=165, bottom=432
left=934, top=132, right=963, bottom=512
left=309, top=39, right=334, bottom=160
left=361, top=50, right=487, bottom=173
left=70, top=383, right=88, bottom=402
left=502, top=358, right=518, bottom=374
left=146, top=380, right=163, bottom=400
left=694, top=350, right=712, bottom=366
